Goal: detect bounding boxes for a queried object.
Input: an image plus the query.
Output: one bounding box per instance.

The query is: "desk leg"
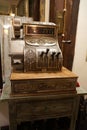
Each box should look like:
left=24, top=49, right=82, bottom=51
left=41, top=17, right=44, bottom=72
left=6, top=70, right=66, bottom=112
left=9, top=123, right=17, bottom=130
left=9, top=102, right=17, bottom=130
left=69, top=96, right=80, bottom=130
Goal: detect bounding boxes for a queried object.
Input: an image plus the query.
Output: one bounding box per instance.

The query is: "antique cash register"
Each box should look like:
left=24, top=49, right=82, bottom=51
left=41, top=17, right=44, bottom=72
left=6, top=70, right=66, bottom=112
left=9, top=21, right=77, bottom=96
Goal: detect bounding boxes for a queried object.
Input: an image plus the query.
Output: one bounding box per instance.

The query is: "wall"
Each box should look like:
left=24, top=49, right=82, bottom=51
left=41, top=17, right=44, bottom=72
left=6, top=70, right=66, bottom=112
left=72, top=0, right=87, bottom=90
left=0, top=16, right=11, bottom=127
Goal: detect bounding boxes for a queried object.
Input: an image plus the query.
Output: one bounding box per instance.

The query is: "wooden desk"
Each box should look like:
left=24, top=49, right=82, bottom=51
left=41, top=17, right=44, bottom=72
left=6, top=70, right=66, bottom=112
left=0, top=68, right=83, bottom=130
left=8, top=94, right=79, bottom=130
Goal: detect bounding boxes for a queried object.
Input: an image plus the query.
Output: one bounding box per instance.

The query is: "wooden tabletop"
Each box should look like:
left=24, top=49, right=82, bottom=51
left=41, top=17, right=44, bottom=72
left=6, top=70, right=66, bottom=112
left=10, top=67, right=78, bottom=80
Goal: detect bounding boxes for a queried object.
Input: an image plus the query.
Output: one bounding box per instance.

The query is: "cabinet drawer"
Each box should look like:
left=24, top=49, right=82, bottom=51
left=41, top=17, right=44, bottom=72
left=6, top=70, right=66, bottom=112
left=11, top=78, right=77, bottom=95
left=16, top=98, right=74, bottom=120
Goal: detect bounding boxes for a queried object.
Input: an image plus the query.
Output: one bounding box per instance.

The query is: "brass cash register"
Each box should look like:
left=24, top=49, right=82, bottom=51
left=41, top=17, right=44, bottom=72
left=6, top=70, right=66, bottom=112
left=10, top=22, right=77, bottom=96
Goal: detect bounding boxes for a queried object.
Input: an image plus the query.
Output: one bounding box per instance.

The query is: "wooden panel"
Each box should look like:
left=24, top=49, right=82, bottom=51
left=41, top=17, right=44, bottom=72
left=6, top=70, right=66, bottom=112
left=40, top=0, right=45, bottom=21
left=8, top=94, right=79, bottom=130
left=11, top=78, right=77, bottom=95
left=50, top=0, right=80, bottom=70
left=16, top=98, right=73, bottom=120
left=0, top=0, right=20, bottom=15
left=50, top=0, right=64, bottom=22
left=10, top=67, right=78, bottom=95
left=29, top=0, right=40, bottom=20
left=63, top=0, right=80, bottom=70
left=17, top=0, right=25, bottom=16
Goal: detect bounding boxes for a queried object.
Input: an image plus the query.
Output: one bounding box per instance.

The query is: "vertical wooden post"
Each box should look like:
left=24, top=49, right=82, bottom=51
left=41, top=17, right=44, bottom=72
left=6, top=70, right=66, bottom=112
left=25, top=0, right=29, bottom=17
left=40, top=0, right=45, bottom=21
left=45, top=0, right=50, bottom=22
left=33, top=0, right=40, bottom=21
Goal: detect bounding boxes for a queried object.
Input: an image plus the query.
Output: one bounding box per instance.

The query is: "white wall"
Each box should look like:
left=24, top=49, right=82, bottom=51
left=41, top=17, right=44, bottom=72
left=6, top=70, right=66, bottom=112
left=0, top=16, right=11, bottom=127
left=72, top=0, right=87, bottom=90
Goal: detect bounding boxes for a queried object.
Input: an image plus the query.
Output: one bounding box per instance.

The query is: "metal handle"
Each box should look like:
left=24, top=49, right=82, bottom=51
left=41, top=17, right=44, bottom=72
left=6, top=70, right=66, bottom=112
left=62, top=40, right=71, bottom=44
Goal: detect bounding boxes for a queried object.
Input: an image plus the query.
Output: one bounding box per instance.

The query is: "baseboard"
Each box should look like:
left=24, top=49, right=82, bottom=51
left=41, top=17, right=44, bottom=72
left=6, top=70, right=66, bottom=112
left=0, top=126, right=9, bottom=130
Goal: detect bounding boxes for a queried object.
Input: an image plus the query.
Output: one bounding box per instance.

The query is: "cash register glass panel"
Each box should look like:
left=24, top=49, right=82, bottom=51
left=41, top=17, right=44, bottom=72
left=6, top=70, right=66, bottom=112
left=24, top=23, right=57, bottom=37
left=26, top=26, right=55, bottom=36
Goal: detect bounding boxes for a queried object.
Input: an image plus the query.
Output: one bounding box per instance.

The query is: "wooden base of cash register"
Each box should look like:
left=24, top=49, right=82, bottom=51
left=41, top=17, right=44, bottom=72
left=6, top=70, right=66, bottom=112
left=10, top=67, right=78, bottom=96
